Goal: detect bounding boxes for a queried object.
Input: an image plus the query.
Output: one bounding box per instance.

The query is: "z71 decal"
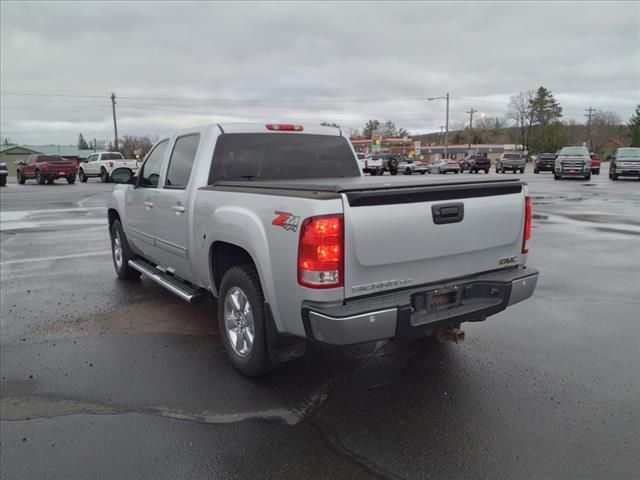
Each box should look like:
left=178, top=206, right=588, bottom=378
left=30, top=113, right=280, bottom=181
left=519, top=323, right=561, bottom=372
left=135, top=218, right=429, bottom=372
left=272, top=211, right=301, bottom=232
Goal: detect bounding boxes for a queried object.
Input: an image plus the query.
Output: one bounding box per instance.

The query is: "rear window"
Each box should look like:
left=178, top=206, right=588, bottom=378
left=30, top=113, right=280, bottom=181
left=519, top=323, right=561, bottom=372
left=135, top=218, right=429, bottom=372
left=503, top=153, right=522, bottom=159
left=210, top=133, right=360, bottom=182
left=102, top=153, right=124, bottom=160
left=36, top=155, right=67, bottom=162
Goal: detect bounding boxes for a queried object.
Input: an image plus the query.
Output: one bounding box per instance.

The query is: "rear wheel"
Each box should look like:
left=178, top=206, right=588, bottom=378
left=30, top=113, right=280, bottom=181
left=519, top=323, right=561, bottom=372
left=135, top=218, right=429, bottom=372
left=420, top=170, right=426, bottom=174
left=219, top=265, right=273, bottom=377
left=66, top=176, right=76, bottom=184
left=584, top=172, right=591, bottom=181
left=0, top=176, right=6, bottom=187
left=390, top=169, right=398, bottom=176
left=485, top=169, right=490, bottom=174
left=110, top=219, right=141, bottom=280
left=17, top=170, right=26, bottom=184
left=554, top=173, right=561, bottom=180
left=593, top=169, right=600, bottom=175
left=36, top=170, right=46, bottom=185
left=534, top=169, right=539, bottom=174
left=46, top=178, right=54, bottom=185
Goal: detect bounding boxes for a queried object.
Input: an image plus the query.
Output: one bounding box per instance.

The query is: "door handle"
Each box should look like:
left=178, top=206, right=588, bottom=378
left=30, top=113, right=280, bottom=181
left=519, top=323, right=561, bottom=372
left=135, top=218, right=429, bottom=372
left=172, top=205, right=185, bottom=213
left=144, top=201, right=154, bottom=208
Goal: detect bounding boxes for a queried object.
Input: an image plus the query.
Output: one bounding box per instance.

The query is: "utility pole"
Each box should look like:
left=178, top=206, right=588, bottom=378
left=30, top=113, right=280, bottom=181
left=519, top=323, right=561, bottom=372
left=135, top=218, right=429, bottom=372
left=584, top=107, right=595, bottom=151
left=466, top=108, right=478, bottom=153
left=111, top=92, right=119, bottom=151
left=439, top=125, right=444, bottom=144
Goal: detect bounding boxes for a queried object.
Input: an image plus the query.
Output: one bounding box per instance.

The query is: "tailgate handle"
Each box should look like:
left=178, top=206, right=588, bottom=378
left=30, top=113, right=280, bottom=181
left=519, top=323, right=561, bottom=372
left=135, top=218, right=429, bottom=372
left=432, top=202, right=464, bottom=224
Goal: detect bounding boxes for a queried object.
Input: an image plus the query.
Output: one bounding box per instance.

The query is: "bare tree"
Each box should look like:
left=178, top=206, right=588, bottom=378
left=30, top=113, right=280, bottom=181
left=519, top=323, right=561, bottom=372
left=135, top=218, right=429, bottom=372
left=590, top=110, right=622, bottom=150
left=507, top=90, right=535, bottom=151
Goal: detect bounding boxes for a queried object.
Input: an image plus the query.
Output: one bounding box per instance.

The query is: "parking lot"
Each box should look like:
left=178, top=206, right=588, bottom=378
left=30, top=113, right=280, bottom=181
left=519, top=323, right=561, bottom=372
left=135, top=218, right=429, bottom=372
left=1, top=170, right=638, bottom=479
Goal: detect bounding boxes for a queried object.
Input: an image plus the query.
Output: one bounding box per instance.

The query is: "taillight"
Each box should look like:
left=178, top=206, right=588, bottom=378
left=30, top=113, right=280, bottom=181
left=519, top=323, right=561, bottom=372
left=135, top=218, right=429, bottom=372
left=522, top=196, right=532, bottom=254
left=266, top=124, right=303, bottom=131
left=109, top=161, right=114, bottom=168
left=298, top=214, right=343, bottom=289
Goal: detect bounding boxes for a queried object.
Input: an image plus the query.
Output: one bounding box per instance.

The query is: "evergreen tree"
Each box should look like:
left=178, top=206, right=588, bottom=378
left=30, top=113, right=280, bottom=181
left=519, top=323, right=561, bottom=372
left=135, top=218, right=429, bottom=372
left=628, top=104, right=640, bottom=147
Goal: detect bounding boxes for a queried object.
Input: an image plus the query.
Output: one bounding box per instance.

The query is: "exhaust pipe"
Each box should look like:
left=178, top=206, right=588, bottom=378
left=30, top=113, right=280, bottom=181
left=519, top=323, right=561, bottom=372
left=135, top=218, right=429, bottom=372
left=437, top=327, right=465, bottom=344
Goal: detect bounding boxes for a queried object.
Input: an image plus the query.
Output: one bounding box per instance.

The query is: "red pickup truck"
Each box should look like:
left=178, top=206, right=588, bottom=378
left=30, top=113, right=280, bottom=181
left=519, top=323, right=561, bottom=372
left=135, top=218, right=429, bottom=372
left=590, top=152, right=601, bottom=174
left=17, top=154, right=77, bottom=184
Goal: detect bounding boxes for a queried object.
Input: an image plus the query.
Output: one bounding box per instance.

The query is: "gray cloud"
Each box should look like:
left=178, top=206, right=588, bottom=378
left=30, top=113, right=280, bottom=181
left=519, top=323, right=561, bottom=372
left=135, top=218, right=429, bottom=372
left=1, top=0, right=639, bottom=144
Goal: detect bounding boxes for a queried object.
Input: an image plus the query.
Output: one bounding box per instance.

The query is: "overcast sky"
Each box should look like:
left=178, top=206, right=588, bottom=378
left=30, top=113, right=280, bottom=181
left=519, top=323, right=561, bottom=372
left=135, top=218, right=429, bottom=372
left=1, top=1, right=639, bottom=145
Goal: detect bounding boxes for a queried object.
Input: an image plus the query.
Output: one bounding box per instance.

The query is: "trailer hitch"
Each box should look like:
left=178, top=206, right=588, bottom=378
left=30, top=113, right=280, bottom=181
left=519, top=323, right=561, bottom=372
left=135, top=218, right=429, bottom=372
left=437, top=326, right=465, bottom=344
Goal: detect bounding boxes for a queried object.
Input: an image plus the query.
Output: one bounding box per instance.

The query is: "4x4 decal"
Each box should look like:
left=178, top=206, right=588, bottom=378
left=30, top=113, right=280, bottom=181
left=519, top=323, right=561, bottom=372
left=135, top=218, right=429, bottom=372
left=272, top=211, right=301, bottom=232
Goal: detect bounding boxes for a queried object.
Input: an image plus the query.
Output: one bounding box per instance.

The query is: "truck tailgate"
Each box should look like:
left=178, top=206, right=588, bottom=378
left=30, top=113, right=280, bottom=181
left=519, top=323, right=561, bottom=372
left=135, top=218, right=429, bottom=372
left=342, top=180, right=526, bottom=298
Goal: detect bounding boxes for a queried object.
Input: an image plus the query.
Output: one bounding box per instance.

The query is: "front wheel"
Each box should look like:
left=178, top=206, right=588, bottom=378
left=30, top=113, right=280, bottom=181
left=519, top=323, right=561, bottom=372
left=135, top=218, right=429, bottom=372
left=584, top=173, right=591, bottom=181
left=611, top=171, right=618, bottom=181
left=100, top=168, right=110, bottom=183
left=79, top=169, right=87, bottom=182
left=389, top=169, right=398, bottom=176
left=17, top=170, right=26, bottom=184
left=420, top=170, right=426, bottom=175
left=593, top=169, right=600, bottom=175
left=0, top=176, right=6, bottom=187
left=554, top=173, right=561, bottom=180
left=36, top=170, right=46, bottom=185
left=534, top=169, right=539, bottom=174
left=219, top=265, right=273, bottom=377
left=404, top=168, right=412, bottom=175
left=110, top=219, right=141, bottom=280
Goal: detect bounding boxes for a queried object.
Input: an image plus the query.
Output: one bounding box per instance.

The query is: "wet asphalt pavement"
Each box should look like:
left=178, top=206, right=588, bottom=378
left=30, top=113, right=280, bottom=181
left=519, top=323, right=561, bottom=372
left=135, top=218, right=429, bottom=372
left=1, top=170, right=639, bottom=479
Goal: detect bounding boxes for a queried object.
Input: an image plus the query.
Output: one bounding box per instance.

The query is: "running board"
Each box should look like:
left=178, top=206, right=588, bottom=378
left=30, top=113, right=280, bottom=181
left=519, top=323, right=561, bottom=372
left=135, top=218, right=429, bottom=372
left=128, top=259, right=210, bottom=304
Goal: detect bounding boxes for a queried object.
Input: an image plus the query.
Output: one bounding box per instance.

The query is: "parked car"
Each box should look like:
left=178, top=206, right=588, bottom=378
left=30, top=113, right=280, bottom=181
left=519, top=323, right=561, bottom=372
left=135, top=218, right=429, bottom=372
left=554, top=146, right=592, bottom=180
left=16, top=154, right=77, bottom=184
left=374, top=153, right=399, bottom=175
left=590, top=152, right=601, bottom=174
left=468, top=155, right=491, bottom=174
left=79, top=151, right=139, bottom=183
left=496, top=153, right=525, bottom=173
left=609, top=147, right=640, bottom=180
left=534, top=153, right=556, bottom=173
left=398, top=160, right=429, bottom=175
left=0, top=162, right=7, bottom=186
left=431, top=158, right=461, bottom=174
left=107, top=122, right=538, bottom=376
left=358, top=154, right=385, bottom=175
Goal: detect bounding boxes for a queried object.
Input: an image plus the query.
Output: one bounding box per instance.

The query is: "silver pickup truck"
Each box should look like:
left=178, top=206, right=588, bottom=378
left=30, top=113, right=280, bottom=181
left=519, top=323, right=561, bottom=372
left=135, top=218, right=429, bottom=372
left=107, top=123, right=538, bottom=376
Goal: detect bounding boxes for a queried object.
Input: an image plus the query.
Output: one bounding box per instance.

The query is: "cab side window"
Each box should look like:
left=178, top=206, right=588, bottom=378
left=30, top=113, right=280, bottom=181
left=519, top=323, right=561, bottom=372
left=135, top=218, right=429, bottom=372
left=139, top=139, right=169, bottom=188
left=165, top=134, right=200, bottom=189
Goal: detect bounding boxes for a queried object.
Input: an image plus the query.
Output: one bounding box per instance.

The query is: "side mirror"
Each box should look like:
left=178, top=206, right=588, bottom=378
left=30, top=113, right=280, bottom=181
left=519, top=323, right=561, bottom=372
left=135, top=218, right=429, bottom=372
left=111, top=167, right=134, bottom=184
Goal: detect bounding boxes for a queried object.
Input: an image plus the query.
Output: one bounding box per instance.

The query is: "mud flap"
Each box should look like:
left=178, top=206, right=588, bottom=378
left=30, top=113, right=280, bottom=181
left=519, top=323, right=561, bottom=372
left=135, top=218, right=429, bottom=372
left=264, top=303, right=306, bottom=363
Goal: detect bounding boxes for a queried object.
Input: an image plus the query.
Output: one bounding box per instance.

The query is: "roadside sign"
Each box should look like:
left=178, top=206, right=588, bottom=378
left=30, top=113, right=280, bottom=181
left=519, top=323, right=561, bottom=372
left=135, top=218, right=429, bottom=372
left=414, top=141, right=421, bottom=155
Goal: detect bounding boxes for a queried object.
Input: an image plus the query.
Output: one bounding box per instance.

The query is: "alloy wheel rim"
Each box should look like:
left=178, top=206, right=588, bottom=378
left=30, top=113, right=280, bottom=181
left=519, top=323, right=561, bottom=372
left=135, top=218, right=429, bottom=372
left=113, top=231, right=123, bottom=269
left=224, top=287, right=255, bottom=357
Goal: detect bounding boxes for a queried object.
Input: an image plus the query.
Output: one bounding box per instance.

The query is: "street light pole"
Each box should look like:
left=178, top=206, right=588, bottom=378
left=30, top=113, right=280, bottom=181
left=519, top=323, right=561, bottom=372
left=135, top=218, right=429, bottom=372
left=429, top=93, right=450, bottom=159
left=444, top=93, right=449, bottom=159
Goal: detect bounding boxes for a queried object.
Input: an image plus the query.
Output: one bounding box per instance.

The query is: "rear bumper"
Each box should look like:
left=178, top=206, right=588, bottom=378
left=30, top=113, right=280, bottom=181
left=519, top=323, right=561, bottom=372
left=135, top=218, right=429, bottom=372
left=536, top=164, right=554, bottom=171
left=303, top=266, right=539, bottom=345
left=42, top=171, right=75, bottom=179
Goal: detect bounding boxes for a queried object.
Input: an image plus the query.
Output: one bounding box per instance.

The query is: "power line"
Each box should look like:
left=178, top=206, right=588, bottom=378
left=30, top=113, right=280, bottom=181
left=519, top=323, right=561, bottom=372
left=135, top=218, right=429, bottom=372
left=466, top=108, right=478, bottom=152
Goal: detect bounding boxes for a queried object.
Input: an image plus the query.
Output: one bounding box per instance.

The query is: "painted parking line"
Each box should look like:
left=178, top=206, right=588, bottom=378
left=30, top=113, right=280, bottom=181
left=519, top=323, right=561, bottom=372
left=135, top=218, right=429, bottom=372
left=0, top=251, right=111, bottom=266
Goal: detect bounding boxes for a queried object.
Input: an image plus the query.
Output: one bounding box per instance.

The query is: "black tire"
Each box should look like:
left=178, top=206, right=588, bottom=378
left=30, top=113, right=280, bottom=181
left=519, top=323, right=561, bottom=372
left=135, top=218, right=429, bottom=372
left=404, top=167, right=412, bottom=175
left=554, top=173, right=560, bottom=180
left=485, top=169, right=490, bottom=174
left=0, top=176, right=6, bottom=186
left=387, top=158, right=399, bottom=170
left=100, top=168, right=110, bottom=183
left=36, top=170, right=46, bottom=185
left=46, top=178, right=54, bottom=185
left=218, top=265, right=273, bottom=377
left=534, top=169, right=539, bottom=174
left=390, top=169, right=398, bottom=176
left=593, top=169, right=600, bottom=175
left=67, top=176, right=76, bottom=184
left=79, top=169, right=87, bottom=182
left=110, top=219, right=141, bottom=280
left=611, top=171, right=618, bottom=181
left=17, top=170, right=26, bottom=184
left=420, top=170, right=426, bottom=174
left=584, top=173, right=591, bottom=181
left=454, top=170, right=459, bottom=174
